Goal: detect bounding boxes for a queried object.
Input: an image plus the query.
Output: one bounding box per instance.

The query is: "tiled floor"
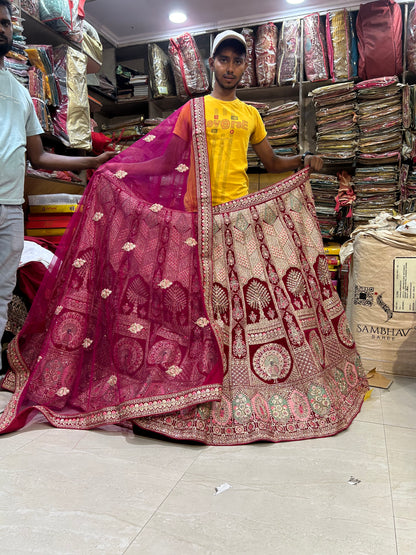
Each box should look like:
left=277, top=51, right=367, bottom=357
left=0, top=376, right=415, bottom=555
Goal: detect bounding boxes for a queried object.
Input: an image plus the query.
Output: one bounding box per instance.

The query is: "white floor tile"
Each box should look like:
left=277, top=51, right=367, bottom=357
left=355, top=386, right=383, bottom=425
left=381, top=377, right=416, bottom=429
left=396, top=517, right=416, bottom=555
left=126, top=474, right=396, bottom=555
left=0, top=377, right=415, bottom=554
left=385, top=425, right=416, bottom=521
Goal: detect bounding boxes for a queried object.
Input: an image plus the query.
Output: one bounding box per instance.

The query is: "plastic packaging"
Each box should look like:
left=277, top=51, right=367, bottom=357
left=148, top=43, right=175, bottom=98
left=168, top=33, right=209, bottom=98
left=276, top=19, right=300, bottom=86
left=255, top=22, right=278, bottom=87
left=303, top=13, right=329, bottom=82
left=239, top=28, right=257, bottom=88
left=326, top=9, right=352, bottom=81
left=53, top=45, right=91, bottom=150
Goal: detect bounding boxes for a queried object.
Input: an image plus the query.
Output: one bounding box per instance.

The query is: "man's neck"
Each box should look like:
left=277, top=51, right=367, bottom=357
left=210, top=83, right=237, bottom=102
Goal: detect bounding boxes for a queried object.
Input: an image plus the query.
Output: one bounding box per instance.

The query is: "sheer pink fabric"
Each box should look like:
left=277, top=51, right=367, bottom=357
left=1, top=102, right=223, bottom=433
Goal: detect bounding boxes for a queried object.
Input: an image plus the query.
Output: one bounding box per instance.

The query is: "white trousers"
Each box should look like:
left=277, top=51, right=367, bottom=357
left=0, top=204, right=24, bottom=371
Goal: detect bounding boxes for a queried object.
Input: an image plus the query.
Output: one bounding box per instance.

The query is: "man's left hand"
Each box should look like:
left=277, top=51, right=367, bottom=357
left=304, top=154, right=323, bottom=172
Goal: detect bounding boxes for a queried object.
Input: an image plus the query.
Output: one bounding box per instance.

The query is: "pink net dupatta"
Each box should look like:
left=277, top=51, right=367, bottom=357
left=1, top=100, right=224, bottom=433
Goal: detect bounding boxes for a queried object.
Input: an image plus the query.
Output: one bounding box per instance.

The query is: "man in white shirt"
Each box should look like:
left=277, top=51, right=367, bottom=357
left=0, top=0, right=113, bottom=371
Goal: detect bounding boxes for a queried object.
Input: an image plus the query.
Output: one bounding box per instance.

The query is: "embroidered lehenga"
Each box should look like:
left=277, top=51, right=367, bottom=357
left=0, top=98, right=367, bottom=443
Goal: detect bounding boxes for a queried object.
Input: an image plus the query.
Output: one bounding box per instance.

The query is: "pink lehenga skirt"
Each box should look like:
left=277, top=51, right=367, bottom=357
left=0, top=98, right=367, bottom=442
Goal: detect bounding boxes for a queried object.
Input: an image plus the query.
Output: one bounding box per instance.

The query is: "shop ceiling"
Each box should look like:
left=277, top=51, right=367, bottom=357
left=84, top=0, right=375, bottom=48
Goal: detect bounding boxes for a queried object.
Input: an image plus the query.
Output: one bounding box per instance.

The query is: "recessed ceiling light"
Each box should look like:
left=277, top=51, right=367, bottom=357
left=286, top=0, right=304, bottom=4
left=169, top=11, right=187, bottom=24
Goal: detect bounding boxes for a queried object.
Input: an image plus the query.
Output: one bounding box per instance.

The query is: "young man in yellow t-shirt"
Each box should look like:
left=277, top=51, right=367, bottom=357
left=174, top=29, right=323, bottom=210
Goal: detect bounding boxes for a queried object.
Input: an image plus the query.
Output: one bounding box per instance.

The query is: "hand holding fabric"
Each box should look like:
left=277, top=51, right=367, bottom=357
left=304, top=154, right=323, bottom=172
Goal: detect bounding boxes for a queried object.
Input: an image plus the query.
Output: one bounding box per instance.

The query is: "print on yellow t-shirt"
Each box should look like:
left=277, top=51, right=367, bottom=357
left=204, top=95, right=267, bottom=205
left=174, top=96, right=267, bottom=210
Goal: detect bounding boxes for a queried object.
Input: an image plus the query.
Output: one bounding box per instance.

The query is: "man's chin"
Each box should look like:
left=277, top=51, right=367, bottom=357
left=218, top=80, right=239, bottom=90
left=0, top=44, right=12, bottom=57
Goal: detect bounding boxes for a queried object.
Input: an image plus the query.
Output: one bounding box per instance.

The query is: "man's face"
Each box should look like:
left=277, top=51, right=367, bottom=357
left=209, top=46, right=248, bottom=91
left=0, top=6, right=13, bottom=58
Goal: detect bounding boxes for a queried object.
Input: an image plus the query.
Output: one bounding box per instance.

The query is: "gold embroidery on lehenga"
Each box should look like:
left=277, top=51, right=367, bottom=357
left=128, top=323, right=144, bottom=333
left=122, top=242, right=136, bottom=252
left=56, top=387, right=70, bottom=397
left=72, top=258, right=86, bottom=268
left=158, top=279, right=172, bottom=289
left=114, top=170, right=128, bottom=179
left=166, top=365, right=183, bottom=377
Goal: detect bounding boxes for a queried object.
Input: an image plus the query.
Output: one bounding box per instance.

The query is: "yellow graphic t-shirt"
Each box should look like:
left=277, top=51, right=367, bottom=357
left=204, top=95, right=267, bottom=205
left=174, top=96, right=267, bottom=209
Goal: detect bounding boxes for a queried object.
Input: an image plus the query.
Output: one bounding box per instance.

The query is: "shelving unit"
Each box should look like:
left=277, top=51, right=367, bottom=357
left=20, top=9, right=101, bottom=74
left=92, top=2, right=414, bottom=147
left=11, top=1, right=103, bottom=192
left=16, top=1, right=416, bottom=221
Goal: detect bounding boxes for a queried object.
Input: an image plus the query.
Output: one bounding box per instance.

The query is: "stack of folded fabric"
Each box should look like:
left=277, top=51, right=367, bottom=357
left=354, top=76, right=403, bottom=224
left=244, top=101, right=271, bottom=168
left=323, top=241, right=342, bottom=293
left=402, top=84, right=416, bottom=162
left=262, top=101, right=299, bottom=157
left=401, top=85, right=416, bottom=212
left=26, top=194, right=82, bottom=246
left=5, top=7, right=29, bottom=87
left=25, top=46, right=61, bottom=106
left=407, top=169, right=416, bottom=197
left=309, top=82, right=358, bottom=165
left=309, top=172, right=339, bottom=239
left=25, top=45, right=61, bottom=132
left=402, top=169, right=416, bottom=213
left=355, top=76, right=403, bottom=166
left=352, top=166, right=399, bottom=225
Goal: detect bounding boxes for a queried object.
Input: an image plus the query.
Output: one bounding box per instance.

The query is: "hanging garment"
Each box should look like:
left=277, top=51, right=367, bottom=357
left=303, top=12, right=329, bottom=82
left=356, top=0, right=403, bottom=80
left=1, top=98, right=368, bottom=443
left=326, top=9, right=353, bottom=81
left=148, top=43, right=176, bottom=98
left=238, top=28, right=257, bottom=88
left=168, top=33, right=209, bottom=98
left=255, top=23, right=278, bottom=87
left=276, top=19, right=301, bottom=86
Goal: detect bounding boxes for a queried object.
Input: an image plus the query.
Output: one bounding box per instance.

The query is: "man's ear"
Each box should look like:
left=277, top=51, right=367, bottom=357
left=208, top=57, right=215, bottom=70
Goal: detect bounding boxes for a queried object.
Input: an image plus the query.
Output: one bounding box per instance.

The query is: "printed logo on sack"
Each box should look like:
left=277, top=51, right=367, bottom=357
left=353, top=285, right=374, bottom=307
left=355, top=324, right=416, bottom=342
left=354, top=286, right=394, bottom=322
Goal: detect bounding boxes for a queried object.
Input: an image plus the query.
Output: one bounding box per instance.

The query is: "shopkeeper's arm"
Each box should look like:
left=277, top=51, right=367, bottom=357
left=26, top=134, right=115, bottom=171
left=253, top=137, right=323, bottom=173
